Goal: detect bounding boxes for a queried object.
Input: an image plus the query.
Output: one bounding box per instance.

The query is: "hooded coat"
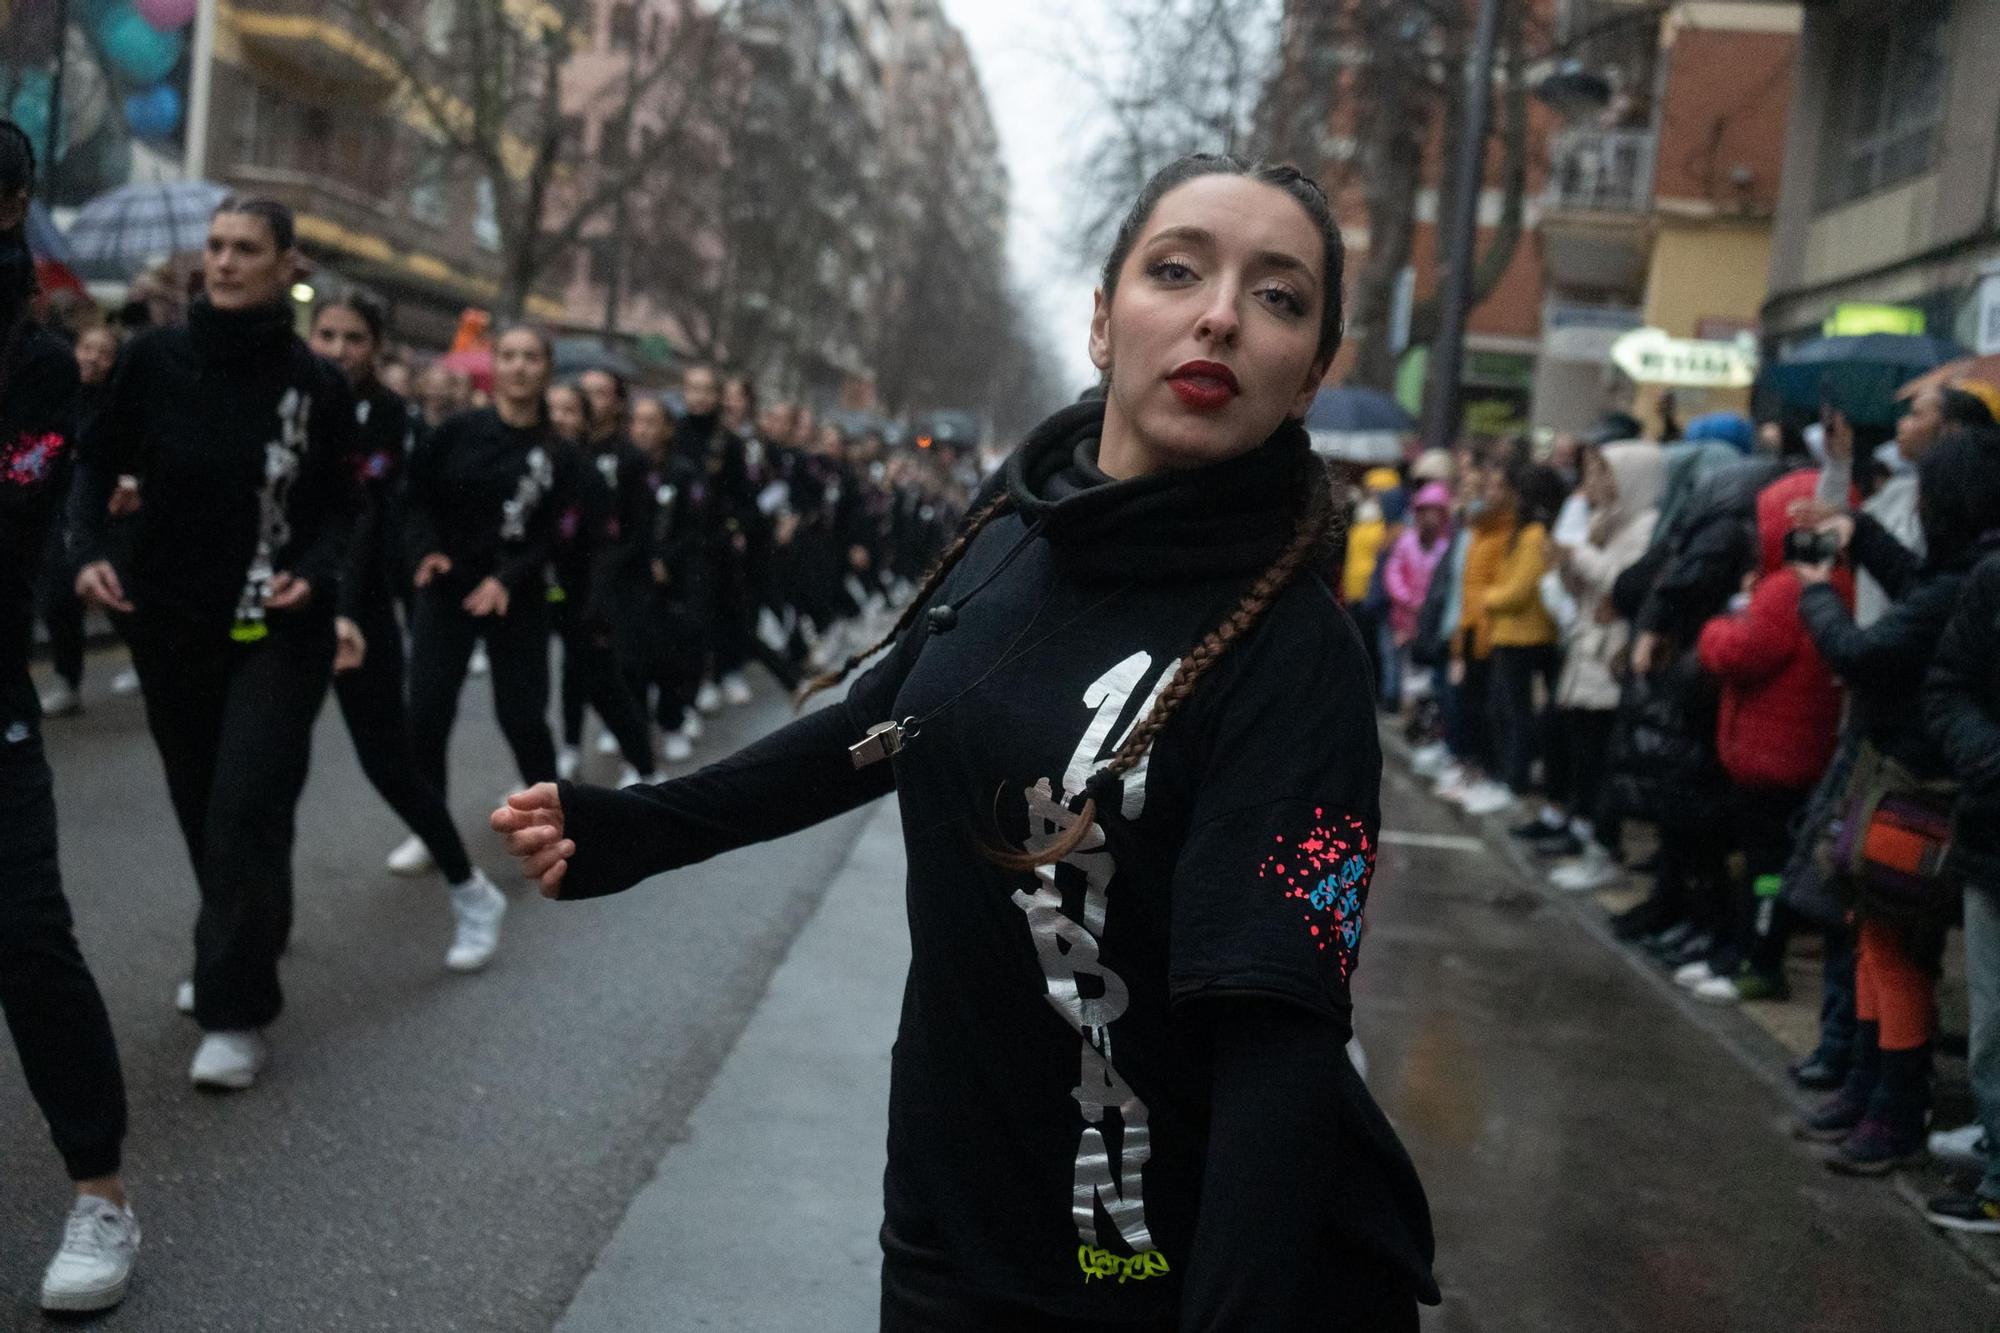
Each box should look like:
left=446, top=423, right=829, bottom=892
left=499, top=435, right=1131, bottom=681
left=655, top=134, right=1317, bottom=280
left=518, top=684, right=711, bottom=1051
left=1696, top=471, right=1847, bottom=789
left=1554, top=443, right=1663, bottom=711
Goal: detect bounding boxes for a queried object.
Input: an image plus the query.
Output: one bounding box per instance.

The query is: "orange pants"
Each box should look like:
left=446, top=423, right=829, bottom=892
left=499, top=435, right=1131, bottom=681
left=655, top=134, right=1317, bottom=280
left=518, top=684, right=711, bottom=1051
left=1855, top=918, right=1936, bottom=1051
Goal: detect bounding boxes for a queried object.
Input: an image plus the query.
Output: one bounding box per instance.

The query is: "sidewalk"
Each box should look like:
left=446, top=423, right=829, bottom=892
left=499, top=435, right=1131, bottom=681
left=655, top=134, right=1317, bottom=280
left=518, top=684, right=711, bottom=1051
left=552, top=800, right=908, bottom=1332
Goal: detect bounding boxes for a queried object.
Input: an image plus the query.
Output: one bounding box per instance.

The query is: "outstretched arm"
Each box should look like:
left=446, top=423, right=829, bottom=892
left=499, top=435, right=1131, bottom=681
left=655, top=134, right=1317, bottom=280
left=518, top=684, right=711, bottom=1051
left=495, top=700, right=897, bottom=898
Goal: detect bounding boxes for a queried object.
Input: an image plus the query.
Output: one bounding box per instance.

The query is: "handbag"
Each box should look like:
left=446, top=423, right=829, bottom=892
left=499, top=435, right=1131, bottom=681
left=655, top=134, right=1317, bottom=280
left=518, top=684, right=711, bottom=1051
left=1827, top=742, right=1960, bottom=921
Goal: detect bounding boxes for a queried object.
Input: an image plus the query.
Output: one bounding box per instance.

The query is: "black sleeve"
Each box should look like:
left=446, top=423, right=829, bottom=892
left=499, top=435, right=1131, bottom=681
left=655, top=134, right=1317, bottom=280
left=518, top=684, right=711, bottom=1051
left=1848, top=510, right=1921, bottom=600
left=285, top=360, right=361, bottom=599
left=401, top=415, right=450, bottom=574
left=1800, top=575, right=1957, bottom=695
left=1181, top=1001, right=1436, bottom=1331
left=1638, top=519, right=1749, bottom=639
left=555, top=568, right=944, bottom=899
left=0, top=336, right=79, bottom=559
left=1924, top=560, right=2000, bottom=795
left=67, top=333, right=145, bottom=571
left=1167, top=578, right=1380, bottom=1027
left=555, top=699, right=895, bottom=898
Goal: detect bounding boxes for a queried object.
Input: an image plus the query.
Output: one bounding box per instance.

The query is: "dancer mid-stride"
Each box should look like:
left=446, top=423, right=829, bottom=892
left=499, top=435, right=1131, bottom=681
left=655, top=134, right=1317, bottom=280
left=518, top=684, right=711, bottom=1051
left=307, top=291, right=509, bottom=971
left=74, top=196, right=363, bottom=1092
left=0, top=118, right=140, bottom=1314
left=496, top=154, right=1436, bottom=1329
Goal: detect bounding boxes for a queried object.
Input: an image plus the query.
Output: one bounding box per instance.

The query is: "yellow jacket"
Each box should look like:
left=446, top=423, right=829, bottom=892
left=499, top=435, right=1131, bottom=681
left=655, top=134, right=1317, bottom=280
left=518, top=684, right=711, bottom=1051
left=1342, top=518, right=1392, bottom=605
left=1482, top=522, right=1558, bottom=649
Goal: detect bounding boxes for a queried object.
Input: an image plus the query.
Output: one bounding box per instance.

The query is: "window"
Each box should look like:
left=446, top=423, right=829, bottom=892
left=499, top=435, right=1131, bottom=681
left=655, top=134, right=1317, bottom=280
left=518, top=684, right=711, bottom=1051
left=608, top=1, right=639, bottom=48
left=1821, top=2, right=1948, bottom=208
left=473, top=178, right=501, bottom=251
left=409, top=150, right=449, bottom=226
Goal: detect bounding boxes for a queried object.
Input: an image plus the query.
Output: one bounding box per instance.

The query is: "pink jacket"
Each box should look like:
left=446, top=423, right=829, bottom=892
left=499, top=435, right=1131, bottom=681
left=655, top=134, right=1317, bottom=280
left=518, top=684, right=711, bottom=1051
left=1383, top=525, right=1449, bottom=641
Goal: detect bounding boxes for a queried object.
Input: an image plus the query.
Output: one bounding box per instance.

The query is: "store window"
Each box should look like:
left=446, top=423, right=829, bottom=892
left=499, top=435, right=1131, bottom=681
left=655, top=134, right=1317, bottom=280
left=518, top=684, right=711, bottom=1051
left=1821, top=2, right=1948, bottom=208
left=409, top=151, right=449, bottom=226
left=474, top=178, right=501, bottom=251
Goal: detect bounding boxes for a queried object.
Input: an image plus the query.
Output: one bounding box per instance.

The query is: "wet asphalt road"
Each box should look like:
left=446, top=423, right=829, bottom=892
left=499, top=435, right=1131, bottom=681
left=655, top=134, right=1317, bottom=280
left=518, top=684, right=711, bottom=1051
left=4, top=645, right=1998, bottom=1332
left=1, top=649, right=870, bottom=1332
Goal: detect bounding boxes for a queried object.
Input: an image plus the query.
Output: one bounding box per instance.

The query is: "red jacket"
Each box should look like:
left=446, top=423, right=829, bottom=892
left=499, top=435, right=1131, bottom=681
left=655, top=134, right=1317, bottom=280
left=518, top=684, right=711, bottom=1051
left=1696, top=471, right=1848, bottom=790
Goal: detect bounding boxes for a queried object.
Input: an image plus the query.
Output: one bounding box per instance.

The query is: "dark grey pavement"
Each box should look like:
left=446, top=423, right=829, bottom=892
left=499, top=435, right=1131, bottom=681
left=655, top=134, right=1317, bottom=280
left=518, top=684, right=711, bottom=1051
left=1, top=648, right=870, bottom=1332
left=6, top=646, right=1999, bottom=1331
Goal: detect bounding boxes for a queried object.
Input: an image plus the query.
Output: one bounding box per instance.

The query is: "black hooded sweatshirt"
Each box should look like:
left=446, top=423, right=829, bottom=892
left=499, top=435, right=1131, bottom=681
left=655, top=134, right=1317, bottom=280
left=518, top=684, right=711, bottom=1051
left=553, top=402, right=1438, bottom=1327
left=70, top=299, right=360, bottom=635
left=401, top=406, right=562, bottom=598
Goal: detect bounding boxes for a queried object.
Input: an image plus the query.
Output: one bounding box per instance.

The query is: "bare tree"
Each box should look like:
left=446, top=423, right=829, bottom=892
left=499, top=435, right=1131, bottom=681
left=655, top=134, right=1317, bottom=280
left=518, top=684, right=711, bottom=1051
left=1060, top=0, right=1284, bottom=269
left=333, top=0, right=738, bottom=318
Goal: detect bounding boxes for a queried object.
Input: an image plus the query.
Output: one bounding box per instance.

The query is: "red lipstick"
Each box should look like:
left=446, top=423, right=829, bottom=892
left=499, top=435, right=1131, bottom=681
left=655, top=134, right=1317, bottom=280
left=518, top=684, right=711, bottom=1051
left=1166, top=359, right=1239, bottom=412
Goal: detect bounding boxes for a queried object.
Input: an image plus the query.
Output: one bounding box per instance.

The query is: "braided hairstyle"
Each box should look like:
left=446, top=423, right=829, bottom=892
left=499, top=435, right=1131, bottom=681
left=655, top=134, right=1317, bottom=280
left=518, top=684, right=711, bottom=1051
left=801, top=152, right=1346, bottom=870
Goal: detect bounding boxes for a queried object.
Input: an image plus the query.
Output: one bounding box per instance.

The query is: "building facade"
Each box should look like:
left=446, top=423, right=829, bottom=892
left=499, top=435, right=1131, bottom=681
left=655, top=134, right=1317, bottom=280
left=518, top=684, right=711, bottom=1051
left=1761, top=0, right=2000, bottom=359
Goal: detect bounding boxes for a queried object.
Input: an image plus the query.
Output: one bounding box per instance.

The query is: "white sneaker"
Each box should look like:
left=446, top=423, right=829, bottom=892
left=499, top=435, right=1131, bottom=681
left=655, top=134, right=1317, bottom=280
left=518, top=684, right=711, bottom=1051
left=681, top=712, right=704, bottom=741
left=39, top=1195, right=139, bottom=1313
left=557, top=744, right=581, bottom=780
left=1458, top=781, right=1515, bottom=816
left=1930, top=1122, right=1992, bottom=1168
left=109, top=667, right=141, bottom=697
left=1432, top=764, right=1469, bottom=802
left=663, top=730, right=694, bottom=764
left=1409, top=741, right=1450, bottom=779
left=594, top=729, right=621, bottom=757
left=1674, top=959, right=1716, bottom=989
left=617, top=764, right=656, bottom=789
left=694, top=681, right=722, bottom=714
left=386, top=834, right=435, bottom=877
left=38, top=680, right=80, bottom=717
left=174, top=980, right=194, bottom=1015
left=445, top=871, right=507, bottom=973
left=468, top=645, right=490, bottom=678
left=1550, top=846, right=1622, bottom=892
left=1692, top=974, right=1743, bottom=1006
left=189, top=1030, right=268, bottom=1090
left=721, top=671, right=752, bottom=706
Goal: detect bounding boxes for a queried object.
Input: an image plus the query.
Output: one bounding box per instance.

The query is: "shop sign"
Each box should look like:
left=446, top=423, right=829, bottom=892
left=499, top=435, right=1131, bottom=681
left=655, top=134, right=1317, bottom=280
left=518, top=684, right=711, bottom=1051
left=1823, top=303, right=1925, bottom=337
left=1609, top=326, right=1757, bottom=388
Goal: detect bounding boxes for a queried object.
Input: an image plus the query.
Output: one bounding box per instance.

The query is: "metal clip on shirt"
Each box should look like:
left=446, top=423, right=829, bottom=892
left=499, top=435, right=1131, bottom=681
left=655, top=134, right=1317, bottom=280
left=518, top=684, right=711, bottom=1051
left=850, top=718, right=916, bottom=769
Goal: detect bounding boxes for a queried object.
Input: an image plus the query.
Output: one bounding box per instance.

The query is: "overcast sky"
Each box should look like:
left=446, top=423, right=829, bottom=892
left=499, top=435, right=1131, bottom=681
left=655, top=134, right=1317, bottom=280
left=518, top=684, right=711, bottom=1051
left=938, top=0, right=1117, bottom=394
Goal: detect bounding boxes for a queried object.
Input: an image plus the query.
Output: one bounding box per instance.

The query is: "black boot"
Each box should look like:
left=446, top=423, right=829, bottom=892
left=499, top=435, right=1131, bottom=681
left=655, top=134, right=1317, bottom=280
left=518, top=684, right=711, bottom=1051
left=1829, top=1043, right=1932, bottom=1175
left=1795, top=1021, right=1879, bottom=1142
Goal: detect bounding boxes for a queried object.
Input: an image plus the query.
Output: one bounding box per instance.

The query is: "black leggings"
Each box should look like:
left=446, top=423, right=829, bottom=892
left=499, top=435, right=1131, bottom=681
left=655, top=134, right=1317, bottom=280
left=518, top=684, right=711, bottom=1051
left=1735, top=785, right=1811, bottom=975
left=555, top=598, right=654, bottom=771
left=1562, top=706, right=1622, bottom=851
left=1489, top=643, right=1560, bottom=794
left=0, top=725, right=127, bottom=1179
left=36, top=524, right=85, bottom=689
left=127, top=611, right=334, bottom=1031
left=335, top=597, right=473, bottom=884
left=406, top=586, right=558, bottom=798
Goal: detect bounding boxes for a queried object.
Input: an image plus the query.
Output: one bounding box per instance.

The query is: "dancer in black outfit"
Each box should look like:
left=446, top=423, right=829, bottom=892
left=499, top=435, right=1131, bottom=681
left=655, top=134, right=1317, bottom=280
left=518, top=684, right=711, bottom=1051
left=632, top=391, right=706, bottom=758
left=546, top=380, right=658, bottom=787
left=402, top=325, right=564, bottom=805
left=497, top=155, right=1436, bottom=1330
left=306, top=293, right=508, bottom=972
left=0, top=122, right=140, bottom=1313
left=73, top=197, right=362, bottom=1091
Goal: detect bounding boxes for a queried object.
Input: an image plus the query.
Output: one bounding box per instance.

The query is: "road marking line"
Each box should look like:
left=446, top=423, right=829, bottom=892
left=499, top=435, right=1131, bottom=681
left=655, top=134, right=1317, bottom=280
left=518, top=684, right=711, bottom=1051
left=1378, top=830, right=1486, bottom=853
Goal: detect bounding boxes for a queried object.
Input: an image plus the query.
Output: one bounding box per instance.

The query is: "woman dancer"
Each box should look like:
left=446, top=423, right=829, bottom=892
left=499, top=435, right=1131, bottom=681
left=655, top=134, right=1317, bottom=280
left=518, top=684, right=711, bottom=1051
left=497, top=154, right=1436, bottom=1329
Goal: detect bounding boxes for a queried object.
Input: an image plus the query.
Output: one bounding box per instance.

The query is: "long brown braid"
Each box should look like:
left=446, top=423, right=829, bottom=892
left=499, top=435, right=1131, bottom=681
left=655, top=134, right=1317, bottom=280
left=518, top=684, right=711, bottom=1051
left=987, top=452, right=1342, bottom=871
left=794, top=490, right=1018, bottom=706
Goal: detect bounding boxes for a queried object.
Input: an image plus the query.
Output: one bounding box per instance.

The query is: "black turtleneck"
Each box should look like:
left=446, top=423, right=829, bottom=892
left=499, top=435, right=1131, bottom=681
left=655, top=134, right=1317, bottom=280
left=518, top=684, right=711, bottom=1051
left=401, top=406, right=563, bottom=597
left=551, top=401, right=1435, bottom=1326
left=340, top=378, right=416, bottom=618
left=70, top=298, right=360, bottom=633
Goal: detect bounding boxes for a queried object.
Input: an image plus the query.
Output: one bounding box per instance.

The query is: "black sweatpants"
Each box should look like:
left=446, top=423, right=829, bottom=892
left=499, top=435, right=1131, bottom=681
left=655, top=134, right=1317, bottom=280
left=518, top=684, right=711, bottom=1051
left=406, top=586, right=557, bottom=798
left=1490, top=643, right=1560, bottom=794
left=127, top=611, right=334, bottom=1031
left=36, top=523, right=85, bottom=689
left=1562, top=706, right=1622, bottom=852
left=0, top=725, right=127, bottom=1180
left=554, top=597, right=654, bottom=771
left=335, top=597, right=473, bottom=885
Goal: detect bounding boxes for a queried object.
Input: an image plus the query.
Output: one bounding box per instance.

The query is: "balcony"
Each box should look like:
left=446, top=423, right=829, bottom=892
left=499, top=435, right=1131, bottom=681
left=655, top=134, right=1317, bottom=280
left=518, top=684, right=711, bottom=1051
left=1538, top=127, right=1656, bottom=294
left=222, top=1, right=401, bottom=99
